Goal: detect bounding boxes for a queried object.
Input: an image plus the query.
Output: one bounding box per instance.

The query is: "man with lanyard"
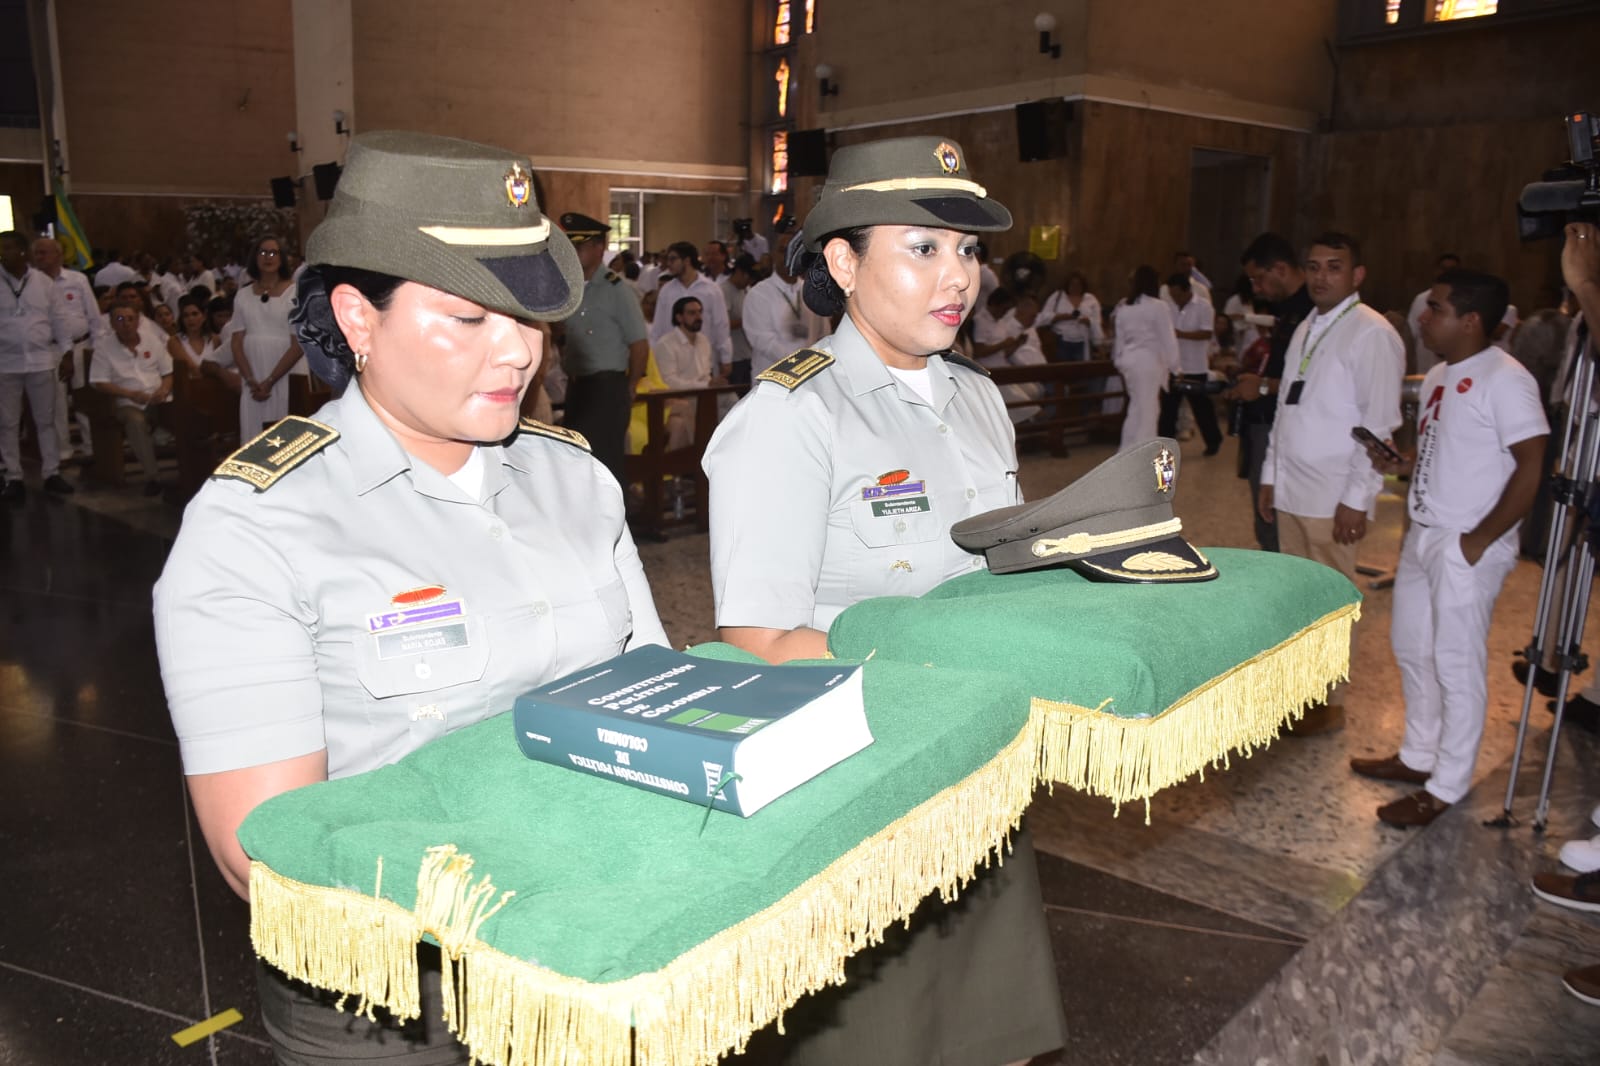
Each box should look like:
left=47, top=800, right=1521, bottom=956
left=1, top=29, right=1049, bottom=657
left=1229, top=232, right=1315, bottom=553
left=556, top=212, right=649, bottom=489
left=1259, top=231, right=1403, bottom=735
left=0, top=230, right=74, bottom=502
left=742, top=225, right=824, bottom=376
left=32, top=236, right=98, bottom=466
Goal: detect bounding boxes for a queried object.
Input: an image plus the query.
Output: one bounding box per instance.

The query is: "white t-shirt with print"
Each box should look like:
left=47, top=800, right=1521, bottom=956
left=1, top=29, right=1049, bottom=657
left=1409, top=346, right=1548, bottom=540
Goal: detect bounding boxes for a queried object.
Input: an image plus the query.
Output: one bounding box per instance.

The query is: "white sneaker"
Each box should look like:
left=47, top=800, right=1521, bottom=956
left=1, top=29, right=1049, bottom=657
left=1560, top=833, right=1600, bottom=874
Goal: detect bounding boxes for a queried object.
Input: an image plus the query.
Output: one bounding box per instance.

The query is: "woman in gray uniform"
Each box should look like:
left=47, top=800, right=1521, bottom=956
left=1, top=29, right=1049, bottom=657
left=154, top=132, right=667, bottom=1063
left=705, top=136, right=1067, bottom=1065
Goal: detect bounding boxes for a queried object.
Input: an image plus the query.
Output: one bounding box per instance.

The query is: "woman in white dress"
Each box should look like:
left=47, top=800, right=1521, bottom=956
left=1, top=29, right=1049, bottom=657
left=230, top=235, right=301, bottom=438
left=1041, top=270, right=1104, bottom=361
left=1111, top=264, right=1180, bottom=450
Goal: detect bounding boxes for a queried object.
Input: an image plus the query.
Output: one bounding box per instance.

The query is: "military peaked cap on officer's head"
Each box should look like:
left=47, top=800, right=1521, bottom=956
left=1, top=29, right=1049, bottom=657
left=305, top=130, right=582, bottom=321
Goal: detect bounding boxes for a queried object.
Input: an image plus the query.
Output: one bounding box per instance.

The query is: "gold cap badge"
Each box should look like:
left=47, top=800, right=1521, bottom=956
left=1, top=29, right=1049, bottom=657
left=504, top=162, right=532, bottom=208
left=1153, top=447, right=1176, bottom=494
left=934, top=142, right=961, bottom=174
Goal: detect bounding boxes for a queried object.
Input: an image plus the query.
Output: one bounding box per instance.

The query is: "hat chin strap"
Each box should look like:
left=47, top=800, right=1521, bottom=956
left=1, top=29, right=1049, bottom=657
left=419, top=220, right=551, bottom=246
left=1030, top=517, right=1184, bottom=560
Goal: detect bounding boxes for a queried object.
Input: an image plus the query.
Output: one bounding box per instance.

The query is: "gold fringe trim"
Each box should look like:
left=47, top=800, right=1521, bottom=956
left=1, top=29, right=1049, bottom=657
left=247, top=714, right=1041, bottom=1066
left=1032, top=602, right=1360, bottom=818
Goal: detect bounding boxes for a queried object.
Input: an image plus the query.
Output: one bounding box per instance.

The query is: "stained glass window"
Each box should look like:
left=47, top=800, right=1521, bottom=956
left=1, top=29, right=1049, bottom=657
left=1433, top=0, right=1497, bottom=18
left=804, top=0, right=815, bottom=33
left=1385, top=0, right=1401, bottom=23
left=774, top=1, right=791, bottom=45
left=771, top=130, right=789, bottom=195
left=775, top=58, right=791, bottom=118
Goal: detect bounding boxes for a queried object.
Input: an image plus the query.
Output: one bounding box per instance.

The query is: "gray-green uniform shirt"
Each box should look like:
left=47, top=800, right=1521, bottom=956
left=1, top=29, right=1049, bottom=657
left=154, top=384, right=668, bottom=780
left=561, top=269, right=648, bottom=377
left=703, top=314, right=1020, bottom=632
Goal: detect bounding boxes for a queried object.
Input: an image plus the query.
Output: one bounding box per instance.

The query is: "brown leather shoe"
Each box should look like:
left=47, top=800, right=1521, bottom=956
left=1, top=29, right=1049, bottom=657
left=1377, top=789, right=1450, bottom=828
left=1532, top=871, right=1600, bottom=913
left=1286, top=701, right=1345, bottom=737
left=1350, top=753, right=1430, bottom=785
left=1564, top=963, right=1600, bottom=1006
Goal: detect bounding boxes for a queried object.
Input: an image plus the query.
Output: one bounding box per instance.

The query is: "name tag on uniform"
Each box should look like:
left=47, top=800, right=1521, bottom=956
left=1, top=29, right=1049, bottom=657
left=366, top=598, right=471, bottom=660
left=872, top=497, right=930, bottom=517
left=861, top=480, right=927, bottom=501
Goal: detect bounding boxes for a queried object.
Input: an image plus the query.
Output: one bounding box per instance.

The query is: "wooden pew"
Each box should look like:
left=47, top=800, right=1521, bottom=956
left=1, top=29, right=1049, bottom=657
left=624, top=384, right=747, bottom=541
left=170, top=362, right=242, bottom=501
left=985, top=358, right=1128, bottom=453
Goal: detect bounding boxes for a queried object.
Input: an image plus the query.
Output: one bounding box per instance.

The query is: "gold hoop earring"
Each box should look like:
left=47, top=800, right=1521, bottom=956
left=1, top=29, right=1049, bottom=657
left=353, top=351, right=369, bottom=374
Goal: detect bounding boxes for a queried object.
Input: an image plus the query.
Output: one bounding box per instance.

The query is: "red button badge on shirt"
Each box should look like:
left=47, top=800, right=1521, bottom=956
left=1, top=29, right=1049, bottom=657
left=1457, top=378, right=1473, bottom=394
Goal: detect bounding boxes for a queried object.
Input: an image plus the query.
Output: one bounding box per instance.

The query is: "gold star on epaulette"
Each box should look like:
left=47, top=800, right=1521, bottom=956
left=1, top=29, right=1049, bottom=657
left=755, top=348, right=835, bottom=391
left=517, top=417, right=591, bottom=452
left=212, top=416, right=339, bottom=491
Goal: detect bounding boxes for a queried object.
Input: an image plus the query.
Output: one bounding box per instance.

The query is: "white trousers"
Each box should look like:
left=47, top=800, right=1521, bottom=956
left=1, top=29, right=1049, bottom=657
left=0, top=370, right=61, bottom=480
left=1393, top=523, right=1519, bottom=803
left=1117, top=359, right=1167, bottom=451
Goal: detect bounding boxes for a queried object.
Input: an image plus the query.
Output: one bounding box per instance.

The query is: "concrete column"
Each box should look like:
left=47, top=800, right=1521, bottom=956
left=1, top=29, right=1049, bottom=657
left=291, top=0, right=354, bottom=244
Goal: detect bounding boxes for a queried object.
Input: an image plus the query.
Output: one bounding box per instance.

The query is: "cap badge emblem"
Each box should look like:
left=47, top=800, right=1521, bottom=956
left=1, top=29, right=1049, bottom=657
left=504, top=163, right=532, bottom=209
left=1153, top=447, right=1176, bottom=494
left=934, top=142, right=960, bottom=174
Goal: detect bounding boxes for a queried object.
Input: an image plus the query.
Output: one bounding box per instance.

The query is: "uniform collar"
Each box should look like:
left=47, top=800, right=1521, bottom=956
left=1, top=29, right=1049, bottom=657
left=334, top=382, right=512, bottom=502
left=829, top=314, right=959, bottom=411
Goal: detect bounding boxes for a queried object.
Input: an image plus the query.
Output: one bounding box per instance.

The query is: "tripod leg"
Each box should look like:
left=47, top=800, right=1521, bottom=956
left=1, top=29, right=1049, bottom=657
left=1536, top=540, right=1598, bottom=830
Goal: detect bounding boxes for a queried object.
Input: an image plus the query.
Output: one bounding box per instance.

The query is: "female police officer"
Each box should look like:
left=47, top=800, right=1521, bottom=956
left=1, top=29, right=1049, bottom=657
left=705, top=137, right=1066, bottom=1065
left=154, top=132, right=667, bottom=1062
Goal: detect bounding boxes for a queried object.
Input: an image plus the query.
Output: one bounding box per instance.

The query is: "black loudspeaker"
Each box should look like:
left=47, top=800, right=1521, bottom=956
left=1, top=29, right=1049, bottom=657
left=312, top=162, right=343, bottom=202
left=1015, top=99, right=1073, bottom=163
left=270, top=176, right=298, bottom=208
left=790, top=129, right=828, bottom=177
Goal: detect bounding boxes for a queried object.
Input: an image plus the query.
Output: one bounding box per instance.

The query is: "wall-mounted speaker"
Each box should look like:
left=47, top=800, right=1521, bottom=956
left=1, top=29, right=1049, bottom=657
left=790, top=129, right=828, bottom=177
left=1015, top=99, right=1074, bottom=163
left=270, top=176, right=297, bottom=208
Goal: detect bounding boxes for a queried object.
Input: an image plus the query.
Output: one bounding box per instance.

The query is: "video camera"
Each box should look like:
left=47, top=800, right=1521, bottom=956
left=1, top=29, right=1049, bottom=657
left=732, top=218, right=754, bottom=239
left=1518, top=110, right=1600, bottom=241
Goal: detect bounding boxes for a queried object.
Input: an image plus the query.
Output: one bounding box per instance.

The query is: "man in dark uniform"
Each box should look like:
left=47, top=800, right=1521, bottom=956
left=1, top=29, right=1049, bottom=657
left=1228, top=231, right=1314, bottom=553
left=557, top=212, right=649, bottom=488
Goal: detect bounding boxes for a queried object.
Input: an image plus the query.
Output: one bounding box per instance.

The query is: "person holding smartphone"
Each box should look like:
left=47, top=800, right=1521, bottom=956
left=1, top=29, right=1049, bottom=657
left=1349, top=268, right=1547, bottom=828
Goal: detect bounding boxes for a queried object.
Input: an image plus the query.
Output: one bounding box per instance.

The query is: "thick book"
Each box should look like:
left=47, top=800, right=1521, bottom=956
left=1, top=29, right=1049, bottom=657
left=512, top=646, right=872, bottom=817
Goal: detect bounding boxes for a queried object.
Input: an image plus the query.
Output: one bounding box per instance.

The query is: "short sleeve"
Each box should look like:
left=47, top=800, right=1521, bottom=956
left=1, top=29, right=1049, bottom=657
left=1492, top=361, right=1550, bottom=450
left=616, top=285, right=649, bottom=346
left=703, top=387, right=832, bottom=630
left=154, top=488, right=327, bottom=775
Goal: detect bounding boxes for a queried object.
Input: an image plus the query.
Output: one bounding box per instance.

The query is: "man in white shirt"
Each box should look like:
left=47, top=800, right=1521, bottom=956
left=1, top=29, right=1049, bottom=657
left=701, top=240, right=730, bottom=282
left=1157, top=274, right=1223, bottom=454
left=31, top=236, right=98, bottom=462
left=989, top=292, right=1047, bottom=423
left=0, top=231, right=75, bottom=500
left=650, top=241, right=732, bottom=378
left=732, top=220, right=770, bottom=275
left=1407, top=252, right=1461, bottom=368
left=742, top=229, right=825, bottom=376
left=1351, top=269, right=1548, bottom=828
left=93, top=253, right=137, bottom=290
left=1162, top=251, right=1212, bottom=309
left=719, top=255, right=756, bottom=384
left=90, top=304, right=173, bottom=495
left=653, top=296, right=717, bottom=450
left=1259, top=232, right=1404, bottom=733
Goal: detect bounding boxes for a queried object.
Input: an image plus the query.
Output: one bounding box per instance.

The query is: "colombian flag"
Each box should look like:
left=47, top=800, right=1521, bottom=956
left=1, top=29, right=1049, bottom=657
left=53, top=188, right=94, bottom=271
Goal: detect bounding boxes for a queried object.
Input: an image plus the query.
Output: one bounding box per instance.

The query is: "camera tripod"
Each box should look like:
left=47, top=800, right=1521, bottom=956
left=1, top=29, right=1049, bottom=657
left=1490, top=321, right=1595, bottom=832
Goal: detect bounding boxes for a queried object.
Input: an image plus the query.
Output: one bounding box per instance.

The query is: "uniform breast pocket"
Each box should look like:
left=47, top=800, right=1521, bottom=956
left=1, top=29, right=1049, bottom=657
left=594, top=577, right=633, bottom=646
left=846, top=497, right=945, bottom=601
left=355, top=613, right=491, bottom=746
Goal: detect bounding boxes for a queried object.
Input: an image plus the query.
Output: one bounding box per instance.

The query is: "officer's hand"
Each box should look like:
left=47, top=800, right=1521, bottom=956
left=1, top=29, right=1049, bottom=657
left=1332, top=503, right=1367, bottom=545
left=1562, top=223, right=1600, bottom=294
left=1257, top=483, right=1275, bottom=525
left=1459, top=532, right=1487, bottom=567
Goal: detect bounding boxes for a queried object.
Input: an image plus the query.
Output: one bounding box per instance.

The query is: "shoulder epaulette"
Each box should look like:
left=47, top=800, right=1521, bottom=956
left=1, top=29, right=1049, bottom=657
left=604, top=270, right=620, bottom=284
left=756, top=348, right=836, bottom=391
left=517, top=417, right=591, bottom=452
left=940, top=351, right=990, bottom=377
left=212, top=416, right=339, bottom=491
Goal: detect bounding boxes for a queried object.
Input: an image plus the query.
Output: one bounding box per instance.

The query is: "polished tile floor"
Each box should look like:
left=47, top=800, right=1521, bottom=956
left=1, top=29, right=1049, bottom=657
left=5, top=430, right=1600, bottom=1065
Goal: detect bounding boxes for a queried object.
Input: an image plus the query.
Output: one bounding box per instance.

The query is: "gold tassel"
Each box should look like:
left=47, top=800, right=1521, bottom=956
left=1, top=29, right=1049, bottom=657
left=1032, top=602, right=1360, bottom=819
left=246, top=717, right=1040, bottom=1066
